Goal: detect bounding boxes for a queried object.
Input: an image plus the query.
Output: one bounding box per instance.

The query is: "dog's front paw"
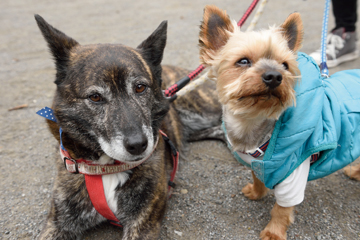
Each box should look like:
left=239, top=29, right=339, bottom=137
left=242, top=182, right=268, bottom=200
left=260, top=224, right=287, bottom=240
left=343, top=163, right=360, bottom=181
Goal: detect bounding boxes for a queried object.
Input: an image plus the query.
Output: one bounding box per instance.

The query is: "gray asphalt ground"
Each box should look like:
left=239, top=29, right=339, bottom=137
left=1, top=0, right=360, bottom=239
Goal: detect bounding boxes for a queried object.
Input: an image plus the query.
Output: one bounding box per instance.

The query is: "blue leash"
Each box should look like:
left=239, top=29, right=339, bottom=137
left=320, top=0, right=330, bottom=77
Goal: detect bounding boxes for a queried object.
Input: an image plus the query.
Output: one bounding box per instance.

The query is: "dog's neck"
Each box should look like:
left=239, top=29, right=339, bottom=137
left=223, top=106, right=276, bottom=152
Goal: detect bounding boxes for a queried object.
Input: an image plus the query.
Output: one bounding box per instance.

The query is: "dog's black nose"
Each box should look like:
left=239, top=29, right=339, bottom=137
left=262, top=71, right=282, bottom=89
left=124, top=134, right=148, bottom=155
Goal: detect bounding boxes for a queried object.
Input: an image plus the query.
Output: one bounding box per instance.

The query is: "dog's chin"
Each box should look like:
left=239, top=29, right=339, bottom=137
left=228, top=93, right=290, bottom=119
left=237, top=91, right=280, bottom=102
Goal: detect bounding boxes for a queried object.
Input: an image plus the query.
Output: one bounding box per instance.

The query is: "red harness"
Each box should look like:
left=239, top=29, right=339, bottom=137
left=60, top=130, right=179, bottom=227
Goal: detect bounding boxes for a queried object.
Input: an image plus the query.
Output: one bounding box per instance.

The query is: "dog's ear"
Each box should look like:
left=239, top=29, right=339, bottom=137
left=35, top=14, right=79, bottom=84
left=137, top=21, right=167, bottom=67
left=280, top=13, right=303, bottom=52
left=199, top=5, right=234, bottom=64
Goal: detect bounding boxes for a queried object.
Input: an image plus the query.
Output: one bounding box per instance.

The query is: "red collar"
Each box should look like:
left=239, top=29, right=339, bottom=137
left=59, top=130, right=179, bottom=227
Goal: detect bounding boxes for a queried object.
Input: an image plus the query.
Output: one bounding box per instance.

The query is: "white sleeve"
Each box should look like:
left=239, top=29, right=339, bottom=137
left=274, top=157, right=311, bottom=207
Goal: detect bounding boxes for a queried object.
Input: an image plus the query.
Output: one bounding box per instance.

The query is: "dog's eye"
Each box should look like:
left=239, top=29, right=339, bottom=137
left=89, top=94, right=103, bottom=102
left=135, top=84, right=147, bottom=94
left=236, top=58, right=251, bottom=66
left=282, top=62, right=289, bottom=70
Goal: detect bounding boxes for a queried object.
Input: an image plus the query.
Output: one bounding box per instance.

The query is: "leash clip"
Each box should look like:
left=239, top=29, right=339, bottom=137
left=64, top=157, right=79, bottom=174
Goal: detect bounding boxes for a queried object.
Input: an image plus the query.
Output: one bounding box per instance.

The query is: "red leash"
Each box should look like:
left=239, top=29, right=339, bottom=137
left=237, top=0, right=260, bottom=27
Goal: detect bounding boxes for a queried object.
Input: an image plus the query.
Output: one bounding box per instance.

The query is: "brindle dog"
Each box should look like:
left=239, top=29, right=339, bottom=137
left=35, top=15, right=223, bottom=240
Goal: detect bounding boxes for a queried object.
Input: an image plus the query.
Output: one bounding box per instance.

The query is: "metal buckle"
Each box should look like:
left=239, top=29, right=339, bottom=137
left=63, top=157, right=79, bottom=174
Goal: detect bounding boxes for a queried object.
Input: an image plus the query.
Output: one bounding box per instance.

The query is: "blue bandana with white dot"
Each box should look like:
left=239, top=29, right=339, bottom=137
left=36, top=107, right=57, bottom=123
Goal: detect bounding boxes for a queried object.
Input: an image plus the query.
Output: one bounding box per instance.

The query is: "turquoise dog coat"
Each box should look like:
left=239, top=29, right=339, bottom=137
left=225, top=52, right=360, bottom=189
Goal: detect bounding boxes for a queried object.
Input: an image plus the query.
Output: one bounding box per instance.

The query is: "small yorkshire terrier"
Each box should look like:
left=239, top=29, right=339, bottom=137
left=199, top=5, right=360, bottom=240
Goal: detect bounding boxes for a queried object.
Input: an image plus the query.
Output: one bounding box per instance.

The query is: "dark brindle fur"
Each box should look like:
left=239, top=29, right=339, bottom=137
left=35, top=15, right=223, bottom=240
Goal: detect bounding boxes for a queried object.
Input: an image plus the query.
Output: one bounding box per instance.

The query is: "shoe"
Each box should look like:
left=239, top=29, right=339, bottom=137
left=309, top=27, right=359, bottom=68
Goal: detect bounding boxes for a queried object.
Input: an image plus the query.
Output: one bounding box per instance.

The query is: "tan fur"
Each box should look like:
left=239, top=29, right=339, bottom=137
left=199, top=5, right=234, bottom=64
left=242, top=171, right=269, bottom=200
left=199, top=6, right=303, bottom=239
left=344, top=162, right=360, bottom=180
left=260, top=203, right=294, bottom=240
left=280, top=13, right=304, bottom=52
left=243, top=172, right=294, bottom=240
